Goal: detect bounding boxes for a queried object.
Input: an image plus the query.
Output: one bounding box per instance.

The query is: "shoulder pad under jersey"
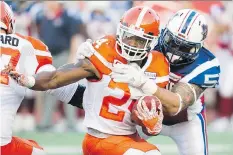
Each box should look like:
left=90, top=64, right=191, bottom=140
left=90, top=35, right=127, bottom=75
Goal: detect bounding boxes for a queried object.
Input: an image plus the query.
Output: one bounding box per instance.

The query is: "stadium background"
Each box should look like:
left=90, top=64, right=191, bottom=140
left=6, top=1, right=233, bottom=154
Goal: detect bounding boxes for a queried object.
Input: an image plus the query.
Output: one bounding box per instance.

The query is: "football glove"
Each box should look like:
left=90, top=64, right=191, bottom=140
left=111, top=63, right=158, bottom=95
left=135, top=98, right=163, bottom=135
left=76, top=39, right=95, bottom=60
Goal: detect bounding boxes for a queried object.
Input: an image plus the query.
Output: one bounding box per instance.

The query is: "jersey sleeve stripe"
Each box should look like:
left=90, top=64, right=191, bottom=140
left=155, top=75, right=169, bottom=83
left=35, top=50, right=52, bottom=57
left=93, top=51, right=113, bottom=70
left=180, top=58, right=220, bottom=83
left=89, top=52, right=113, bottom=76
left=141, top=53, right=153, bottom=71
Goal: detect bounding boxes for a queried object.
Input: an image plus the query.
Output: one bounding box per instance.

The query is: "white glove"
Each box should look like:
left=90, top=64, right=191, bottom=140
left=135, top=96, right=163, bottom=135
left=111, top=63, right=158, bottom=95
left=76, top=39, right=95, bottom=60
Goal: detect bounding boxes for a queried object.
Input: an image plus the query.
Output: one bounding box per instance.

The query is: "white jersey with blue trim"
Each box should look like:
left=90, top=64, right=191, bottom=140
left=171, top=47, right=220, bottom=88
left=168, top=47, right=220, bottom=88
left=154, top=45, right=220, bottom=125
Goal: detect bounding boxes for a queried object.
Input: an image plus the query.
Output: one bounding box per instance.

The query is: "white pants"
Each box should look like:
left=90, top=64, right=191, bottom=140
left=137, top=113, right=208, bottom=155
left=160, top=113, right=208, bottom=155
left=124, top=149, right=161, bottom=155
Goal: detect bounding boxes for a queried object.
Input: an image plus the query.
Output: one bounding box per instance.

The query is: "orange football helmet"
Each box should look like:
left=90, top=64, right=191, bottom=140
left=0, top=1, right=15, bottom=34
left=116, top=6, right=160, bottom=61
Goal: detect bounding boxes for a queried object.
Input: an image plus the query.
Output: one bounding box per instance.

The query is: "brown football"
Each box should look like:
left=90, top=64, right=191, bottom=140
left=131, top=95, right=161, bottom=126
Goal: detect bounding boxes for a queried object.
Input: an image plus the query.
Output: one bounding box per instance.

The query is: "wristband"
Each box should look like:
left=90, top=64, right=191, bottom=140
left=24, top=75, right=36, bottom=88
left=173, top=93, right=183, bottom=116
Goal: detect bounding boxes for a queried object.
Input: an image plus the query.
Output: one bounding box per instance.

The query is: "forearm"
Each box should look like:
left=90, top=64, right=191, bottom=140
left=32, top=67, right=92, bottom=91
left=31, top=59, right=97, bottom=91
left=153, top=82, right=204, bottom=116
left=31, top=63, right=77, bottom=91
left=153, top=87, right=180, bottom=115
left=32, top=70, right=58, bottom=91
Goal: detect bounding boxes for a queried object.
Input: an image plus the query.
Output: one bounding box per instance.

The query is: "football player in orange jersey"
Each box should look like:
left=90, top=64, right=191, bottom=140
left=0, top=2, right=79, bottom=155
left=6, top=6, right=169, bottom=155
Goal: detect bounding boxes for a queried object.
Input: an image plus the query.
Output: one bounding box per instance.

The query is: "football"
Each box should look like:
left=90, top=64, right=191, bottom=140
left=131, top=95, right=162, bottom=126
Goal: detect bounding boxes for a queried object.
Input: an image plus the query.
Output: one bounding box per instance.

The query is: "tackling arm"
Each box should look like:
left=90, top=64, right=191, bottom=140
left=153, top=82, right=205, bottom=116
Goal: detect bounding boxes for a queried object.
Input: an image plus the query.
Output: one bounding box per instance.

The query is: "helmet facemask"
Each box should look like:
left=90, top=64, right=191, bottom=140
left=161, top=28, right=202, bottom=66
left=116, top=23, right=158, bottom=61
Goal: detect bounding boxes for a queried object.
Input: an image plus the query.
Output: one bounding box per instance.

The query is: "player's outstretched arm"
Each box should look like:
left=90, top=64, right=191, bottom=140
left=7, top=59, right=99, bottom=91
left=153, top=82, right=204, bottom=116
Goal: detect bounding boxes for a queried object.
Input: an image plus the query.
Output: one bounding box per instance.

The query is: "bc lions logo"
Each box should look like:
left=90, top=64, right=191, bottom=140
left=201, top=24, right=208, bottom=41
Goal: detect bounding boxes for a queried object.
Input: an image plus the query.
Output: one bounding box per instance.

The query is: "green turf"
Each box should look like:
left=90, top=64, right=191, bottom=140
left=15, top=131, right=233, bottom=155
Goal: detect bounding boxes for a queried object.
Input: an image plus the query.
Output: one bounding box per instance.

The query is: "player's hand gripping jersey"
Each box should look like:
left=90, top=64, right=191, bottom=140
left=83, top=35, right=169, bottom=135
left=0, top=33, right=52, bottom=146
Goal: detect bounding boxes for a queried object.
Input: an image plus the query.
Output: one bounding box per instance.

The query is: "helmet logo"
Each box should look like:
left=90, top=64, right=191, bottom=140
left=201, top=24, right=208, bottom=41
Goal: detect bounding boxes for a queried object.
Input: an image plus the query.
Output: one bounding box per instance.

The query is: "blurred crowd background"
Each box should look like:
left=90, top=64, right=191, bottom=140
left=7, top=1, right=233, bottom=133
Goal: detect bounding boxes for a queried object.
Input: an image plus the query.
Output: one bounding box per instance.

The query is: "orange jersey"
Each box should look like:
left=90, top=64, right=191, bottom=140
left=90, top=35, right=169, bottom=87
left=83, top=35, right=169, bottom=136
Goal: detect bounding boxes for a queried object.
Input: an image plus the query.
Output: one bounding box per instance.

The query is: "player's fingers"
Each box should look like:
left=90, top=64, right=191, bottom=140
left=3, top=65, right=14, bottom=73
left=157, top=100, right=162, bottom=115
left=76, top=55, right=85, bottom=60
left=112, top=64, right=129, bottom=73
left=9, top=71, right=20, bottom=80
left=142, top=101, right=152, bottom=119
left=86, top=39, right=93, bottom=44
left=110, top=72, right=123, bottom=79
left=9, top=70, right=19, bottom=75
left=111, top=67, right=127, bottom=74
left=111, top=73, right=128, bottom=83
left=2, top=68, right=9, bottom=74
left=112, top=78, right=128, bottom=83
left=136, top=98, right=144, bottom=111
left=151, top=99, right=158, bottom=118
left=142, top=101, right=151, bottom=118
left=86, top=41, right=96, bottom=53
left=136, top=102, right=147, bottom=120
left=134, top=110, right=143, bottom=120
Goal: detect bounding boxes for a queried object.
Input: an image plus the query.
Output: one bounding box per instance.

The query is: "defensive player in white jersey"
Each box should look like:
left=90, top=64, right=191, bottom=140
left=109, top=9, right=221, bottom=155
left=6, top=6, right=169, bottom=155
left=0, top=2, right=78, bottom=155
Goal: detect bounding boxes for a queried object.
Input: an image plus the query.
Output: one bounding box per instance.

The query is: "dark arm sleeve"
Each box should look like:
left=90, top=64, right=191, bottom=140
left=68, top=84, right=86, bottom=109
